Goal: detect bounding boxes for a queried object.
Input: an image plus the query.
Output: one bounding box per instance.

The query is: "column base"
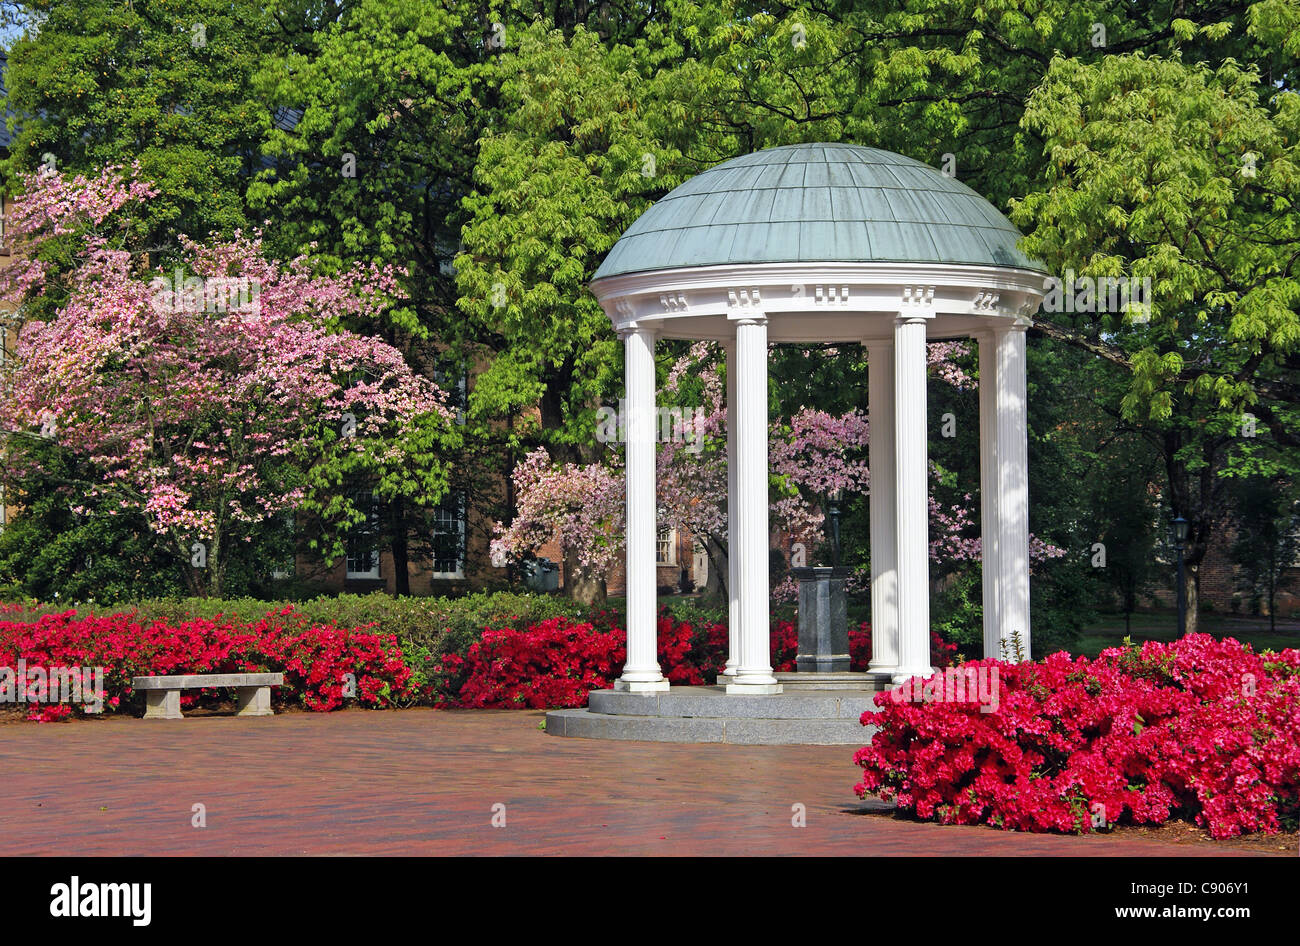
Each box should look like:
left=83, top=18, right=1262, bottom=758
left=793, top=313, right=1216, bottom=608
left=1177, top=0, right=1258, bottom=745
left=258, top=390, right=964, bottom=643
left=614, top=678, right=671, bottom=694
left=890, top=666, right=936, bottom=685
left=725, top=680, right=783, bottom=695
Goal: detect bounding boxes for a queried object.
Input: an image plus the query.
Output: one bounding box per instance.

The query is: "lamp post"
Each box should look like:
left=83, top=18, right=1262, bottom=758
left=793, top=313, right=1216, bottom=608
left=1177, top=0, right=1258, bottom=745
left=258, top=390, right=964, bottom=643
left=789, top=488, right=851, bottom=674
left=1171, top=515, right=1189, bottom=637
left=826, top=488, right=843, bottom=568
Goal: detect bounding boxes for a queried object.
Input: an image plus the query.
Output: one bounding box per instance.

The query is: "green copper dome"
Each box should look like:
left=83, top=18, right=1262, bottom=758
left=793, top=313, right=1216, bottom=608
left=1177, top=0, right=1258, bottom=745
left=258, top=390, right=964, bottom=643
left=593, top=143, right=1043, bottom=280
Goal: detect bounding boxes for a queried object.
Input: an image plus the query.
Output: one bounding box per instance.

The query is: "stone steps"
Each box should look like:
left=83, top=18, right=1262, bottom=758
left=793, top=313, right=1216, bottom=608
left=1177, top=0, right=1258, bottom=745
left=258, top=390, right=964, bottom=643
left=545, top=686, right=883, bottom=746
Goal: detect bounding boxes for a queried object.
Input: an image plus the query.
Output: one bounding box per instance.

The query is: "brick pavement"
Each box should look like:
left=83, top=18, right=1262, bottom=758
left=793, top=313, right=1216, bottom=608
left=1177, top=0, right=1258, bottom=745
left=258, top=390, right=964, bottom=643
left=0, top=708, right=1278, bottom=856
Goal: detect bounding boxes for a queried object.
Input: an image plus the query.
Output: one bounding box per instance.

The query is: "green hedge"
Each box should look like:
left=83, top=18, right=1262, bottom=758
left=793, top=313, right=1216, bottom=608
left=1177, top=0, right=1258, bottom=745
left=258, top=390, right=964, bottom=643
left=128, top=592, right=587, bottom=656
left=1, top=591, right=587, bottom=663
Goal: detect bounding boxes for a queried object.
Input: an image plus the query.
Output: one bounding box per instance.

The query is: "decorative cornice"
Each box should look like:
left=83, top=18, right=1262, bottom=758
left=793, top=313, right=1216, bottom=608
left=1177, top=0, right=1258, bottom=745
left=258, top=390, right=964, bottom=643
left=725, top=287, right=763, bottom=319
left=660, top=291, right=689, bottom=312
left=814, top=284, right=850, bottom=306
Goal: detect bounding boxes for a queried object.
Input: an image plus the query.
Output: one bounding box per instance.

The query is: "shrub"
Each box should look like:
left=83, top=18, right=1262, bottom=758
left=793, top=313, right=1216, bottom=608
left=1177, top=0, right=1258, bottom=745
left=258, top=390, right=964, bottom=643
left=854, top=634, right=1300, bottom=838
left=2, top=593, right=972, bottom=720
left=0, top=607, right=416, bottom=720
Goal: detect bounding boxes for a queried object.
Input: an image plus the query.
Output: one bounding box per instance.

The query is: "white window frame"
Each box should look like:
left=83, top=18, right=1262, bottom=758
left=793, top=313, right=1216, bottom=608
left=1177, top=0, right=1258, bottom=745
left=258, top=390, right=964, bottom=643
left=345, top=491, right=381, bottom=579
left=430, top=491, right=466, bottom=579
left=656, top=527, right=678, bottom=566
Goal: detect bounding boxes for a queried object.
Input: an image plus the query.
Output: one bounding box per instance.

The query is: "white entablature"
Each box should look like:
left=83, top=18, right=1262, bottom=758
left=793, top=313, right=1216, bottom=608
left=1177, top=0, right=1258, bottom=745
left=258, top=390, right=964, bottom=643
left=591, top=261, right=1043, bottom=342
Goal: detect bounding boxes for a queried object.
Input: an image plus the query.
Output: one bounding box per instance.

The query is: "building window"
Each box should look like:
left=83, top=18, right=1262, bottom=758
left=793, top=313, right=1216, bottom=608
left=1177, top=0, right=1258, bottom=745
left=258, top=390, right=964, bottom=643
left=431, top=491, right=465, bottom=578
left=656, top=527, right=678, bottom=566
left=345, top=491, right=381, bottom=579
left=433, top=364, right=468, bottom=425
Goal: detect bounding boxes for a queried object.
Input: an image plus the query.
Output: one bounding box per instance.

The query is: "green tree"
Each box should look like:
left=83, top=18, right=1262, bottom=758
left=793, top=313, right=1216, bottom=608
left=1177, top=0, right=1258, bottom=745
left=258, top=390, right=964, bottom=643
left=1013, top=47, right=1300, bottom=632
left=453, top=23, right=698, bottom=601
left=0, top=0, right=334, bottom=248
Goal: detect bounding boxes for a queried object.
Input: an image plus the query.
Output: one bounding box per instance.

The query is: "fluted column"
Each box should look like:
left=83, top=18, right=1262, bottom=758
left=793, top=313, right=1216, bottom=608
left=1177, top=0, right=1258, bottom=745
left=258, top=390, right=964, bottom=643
left=616, top=325, right=669, bottom=692
left=995, top=323, right=1031, bottom=660
left=977, top=331, right=1002, bottom=659
left=727, top=315, right=781, bottom=694
left=721, top=339, right=739, bottom=679
left=865, top=338, right=899, bottom=679
left=893, top=313, right=935, bottom=682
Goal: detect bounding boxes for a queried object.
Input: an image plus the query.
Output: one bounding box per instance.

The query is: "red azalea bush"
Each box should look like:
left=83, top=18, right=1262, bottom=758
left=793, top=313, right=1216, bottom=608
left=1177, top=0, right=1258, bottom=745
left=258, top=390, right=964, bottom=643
left=432, top=616, right=626, bottom=708
left=428, top=613, right=897, bottom=708
left=3, top=598, right=964, bottom=720
left=854, top=634, right=1300, bottom=838
left=0, top=607, right=416, bottom=720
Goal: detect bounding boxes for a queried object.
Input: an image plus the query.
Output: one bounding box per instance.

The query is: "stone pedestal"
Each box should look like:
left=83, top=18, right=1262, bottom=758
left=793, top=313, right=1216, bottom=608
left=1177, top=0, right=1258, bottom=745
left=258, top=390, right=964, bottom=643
left=793, top=566, right=851, bottom=673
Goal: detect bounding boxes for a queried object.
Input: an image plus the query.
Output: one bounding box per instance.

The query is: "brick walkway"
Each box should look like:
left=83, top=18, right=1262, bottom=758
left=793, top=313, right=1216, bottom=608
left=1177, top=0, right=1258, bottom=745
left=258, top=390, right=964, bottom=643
left=0, top=709, right=1275, bottom=856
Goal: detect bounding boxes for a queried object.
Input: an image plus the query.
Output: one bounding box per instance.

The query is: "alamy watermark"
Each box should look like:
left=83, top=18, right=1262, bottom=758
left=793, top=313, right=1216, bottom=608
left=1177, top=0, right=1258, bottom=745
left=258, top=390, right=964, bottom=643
left=1042, top=270, right=1152, bottom=323
left=596, top=400, right=706, bottom=454
left=50, top=876, right=150, bottom=926
left=149, top=268, right=261, bottom=318
left=890, top=665, right=1000, bottom=713
left=1, top=661, right=104, bottom=713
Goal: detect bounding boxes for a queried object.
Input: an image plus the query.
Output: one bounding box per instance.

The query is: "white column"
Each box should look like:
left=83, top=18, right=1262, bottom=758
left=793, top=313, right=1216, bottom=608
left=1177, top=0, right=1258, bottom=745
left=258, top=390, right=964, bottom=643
left=994, top=323, right=1031, bottom=660
left=721, top=339, right=739, bottom=679
left=727, top=315, right=781, bottom=694
left=616, top=326, right=669, bottom=692
left=977, top=331, right=1001, bottom=659
left=865, top=338, right=899, bottom=679
left=893, top=313, right=934, bottom=682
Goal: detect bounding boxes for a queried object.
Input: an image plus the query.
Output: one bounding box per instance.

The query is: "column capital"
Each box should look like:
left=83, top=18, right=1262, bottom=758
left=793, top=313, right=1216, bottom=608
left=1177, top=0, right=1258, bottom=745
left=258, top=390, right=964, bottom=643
left=992, top=316, right=1032, bottom=335
left=617, top=323, right=659, bottom=341
left=895, top=312, right=933, bottom=326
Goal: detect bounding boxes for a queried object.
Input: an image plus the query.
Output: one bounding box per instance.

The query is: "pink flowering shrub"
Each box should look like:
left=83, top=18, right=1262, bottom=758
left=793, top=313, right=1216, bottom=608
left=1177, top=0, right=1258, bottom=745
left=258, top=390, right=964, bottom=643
left=854, top=634, right=1300, bottom=838
left=0, top=164, right=457, bottom=597
left=0, top=607, right=416, bottom=720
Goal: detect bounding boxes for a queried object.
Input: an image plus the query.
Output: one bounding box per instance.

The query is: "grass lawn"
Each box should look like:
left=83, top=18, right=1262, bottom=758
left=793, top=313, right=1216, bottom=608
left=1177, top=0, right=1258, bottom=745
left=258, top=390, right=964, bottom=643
left=1074, top=610, right=1300, bottom=657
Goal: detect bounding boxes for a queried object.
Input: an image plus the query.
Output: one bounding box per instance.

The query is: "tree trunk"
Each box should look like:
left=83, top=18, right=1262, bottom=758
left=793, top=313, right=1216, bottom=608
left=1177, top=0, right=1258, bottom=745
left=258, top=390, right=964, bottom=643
left=1183, top=564, right=1199, bottom=637
left=1268, top=550, right=1277, bottom=634
left=389, top=498, right=410, bottom=597
left=177, top=534, right=210, bottom=596
left=704, top=534, right=727, bottom=598
left=563, top=543, right=606, bottom=606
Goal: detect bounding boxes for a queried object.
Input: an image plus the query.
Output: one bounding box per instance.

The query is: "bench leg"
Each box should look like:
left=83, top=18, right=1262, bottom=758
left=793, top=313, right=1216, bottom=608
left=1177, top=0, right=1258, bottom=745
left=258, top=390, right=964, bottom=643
left=144, top=690, right=182, bottom=720
left=235, top=686, right=273, bottom=717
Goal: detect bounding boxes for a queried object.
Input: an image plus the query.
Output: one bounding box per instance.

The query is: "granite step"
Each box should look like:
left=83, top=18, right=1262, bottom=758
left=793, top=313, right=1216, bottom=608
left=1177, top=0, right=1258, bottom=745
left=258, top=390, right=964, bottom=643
left=588, top=686, right=880, bottom=720
left=544, top=707, right=878, bottom=745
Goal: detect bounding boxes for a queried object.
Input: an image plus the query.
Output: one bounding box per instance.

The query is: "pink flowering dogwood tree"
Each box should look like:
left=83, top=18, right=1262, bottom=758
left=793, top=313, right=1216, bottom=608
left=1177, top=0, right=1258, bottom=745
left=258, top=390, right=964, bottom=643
left=0, top=165, right=459, bottom=595
left=492, top=341, right=1060, bottom=597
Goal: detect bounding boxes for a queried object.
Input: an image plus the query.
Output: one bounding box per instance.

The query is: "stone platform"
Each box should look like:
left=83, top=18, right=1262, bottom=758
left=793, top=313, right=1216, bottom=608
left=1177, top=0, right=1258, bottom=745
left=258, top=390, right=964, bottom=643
left=545, top=684, right=886, bottom=745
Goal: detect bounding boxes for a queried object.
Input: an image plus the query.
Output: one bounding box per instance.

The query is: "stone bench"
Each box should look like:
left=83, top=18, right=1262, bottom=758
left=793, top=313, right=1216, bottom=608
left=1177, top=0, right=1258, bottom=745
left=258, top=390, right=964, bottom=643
left=131, top=673, right=284, bottom=719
